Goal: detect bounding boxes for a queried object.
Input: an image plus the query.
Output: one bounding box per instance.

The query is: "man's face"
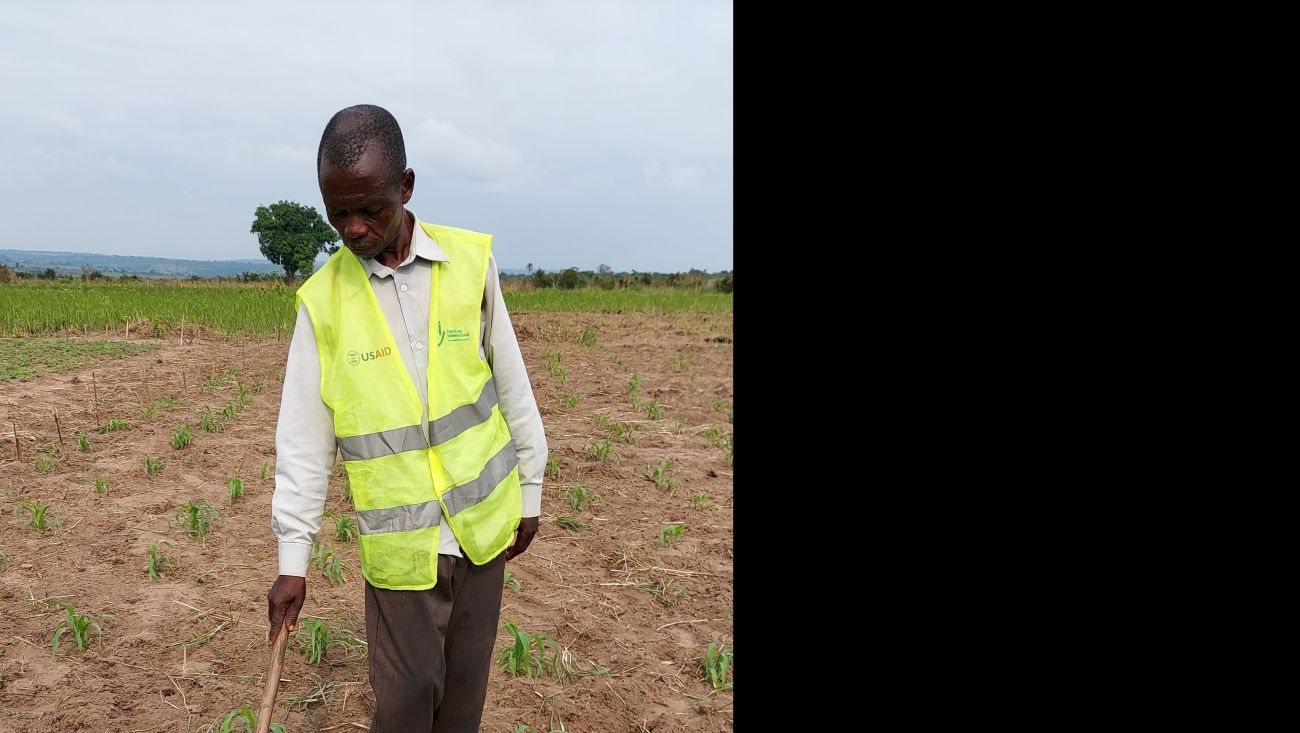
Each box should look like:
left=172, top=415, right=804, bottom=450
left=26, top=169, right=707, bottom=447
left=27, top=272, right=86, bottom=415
left=319, top=146, right=414, bottom=260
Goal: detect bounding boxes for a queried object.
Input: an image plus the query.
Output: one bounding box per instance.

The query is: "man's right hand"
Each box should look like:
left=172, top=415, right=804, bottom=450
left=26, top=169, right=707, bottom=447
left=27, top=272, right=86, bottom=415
left=267, top=575, right=306, bottom=645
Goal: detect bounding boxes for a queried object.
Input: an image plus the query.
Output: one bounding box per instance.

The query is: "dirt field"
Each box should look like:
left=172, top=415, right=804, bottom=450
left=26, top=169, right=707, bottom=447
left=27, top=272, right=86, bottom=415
left=0, top=310, right=733, bottom=732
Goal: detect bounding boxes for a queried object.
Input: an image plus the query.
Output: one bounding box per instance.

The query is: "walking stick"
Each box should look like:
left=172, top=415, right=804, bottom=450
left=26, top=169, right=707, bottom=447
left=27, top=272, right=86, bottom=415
left=256, top=622, right=291, bottom=733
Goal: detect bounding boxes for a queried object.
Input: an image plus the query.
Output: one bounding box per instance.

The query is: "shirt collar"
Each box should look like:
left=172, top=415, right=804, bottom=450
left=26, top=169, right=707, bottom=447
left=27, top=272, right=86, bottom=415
left=358, top=211, right=451, bottom=279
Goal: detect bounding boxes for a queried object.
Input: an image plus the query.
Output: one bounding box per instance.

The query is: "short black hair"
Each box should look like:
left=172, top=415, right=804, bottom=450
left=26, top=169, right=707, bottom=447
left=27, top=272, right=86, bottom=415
left=317, top=104, right=407, bottom=185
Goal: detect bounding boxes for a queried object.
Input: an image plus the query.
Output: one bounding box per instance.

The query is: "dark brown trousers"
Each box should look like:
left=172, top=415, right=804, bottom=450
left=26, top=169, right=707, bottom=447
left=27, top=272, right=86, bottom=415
left=365, top=552, right=506, bottom=733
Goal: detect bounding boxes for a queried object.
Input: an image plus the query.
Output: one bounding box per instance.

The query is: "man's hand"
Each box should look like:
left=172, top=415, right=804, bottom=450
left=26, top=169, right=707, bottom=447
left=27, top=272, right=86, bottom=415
left=266, top=575, right=306, bottom=645
left=504, top=516, right=539, bottom=561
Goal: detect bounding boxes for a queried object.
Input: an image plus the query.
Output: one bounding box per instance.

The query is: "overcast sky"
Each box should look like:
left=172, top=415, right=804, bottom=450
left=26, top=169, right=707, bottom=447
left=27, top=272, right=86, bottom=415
left=0, top=1, right=732, bottom=273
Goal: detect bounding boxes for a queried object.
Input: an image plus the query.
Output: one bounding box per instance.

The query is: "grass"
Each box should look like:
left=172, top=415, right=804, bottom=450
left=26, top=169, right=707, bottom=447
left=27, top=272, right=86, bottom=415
left=76, top=433, right=90, bottom=452
left=692, top=492, right=711, bottom=510
left=0, top=338, right=159, bottom=382
left=545, top=458, right=560, bottom=481
left=311, top=543, right=347, bottom=585
left=199, top=407, right=221, bottom=433
left=171, top=424, right=194, bottom=449
left=560, top=393, right=579, bottom=408
left=35, top=455, right=58, bottom=473
left=612, top=423, right=634, bottom=444
left=575, top=325, right=597, bottom=347
left=646, top=458, right=679, bottom=493
left=50, top=600, right=104, bottom=653
left=593, top=412, right=610, bottom=431
left=702, top=639, right=733, bottom=690
left=171, top=500, right=225, bottom=542
left=0, top=282, right=299, bottom=338
left=658, top=523, right=685, bottom=547
left=626, top=374, right=640, bottom=397
left=504, top=570, right=522, bottom=592
left=98, top=418, right=130, bottom=433
left=145, top=541, right=177, bottom=580
left=643, top=399, right=664, bottom=420
left=259, top=459, right=271, bottom=479
left=226, top=476, right=244, bottom=503
left=554, top=515, right=585, bottom=534
left=201, top=702, right=287, bottom=733
left=545, top=350, right=568, bottom=383
left=502, top=288, right=733, bottom=313
left=145, top=454, right=164, bottom=476
left=93, top=474, right=110, bottom=494
left=293, top=617, right=364, bottom=665
left=220, top=402, right=238, bottom=420
left=15, top=500, right=53, bottom=532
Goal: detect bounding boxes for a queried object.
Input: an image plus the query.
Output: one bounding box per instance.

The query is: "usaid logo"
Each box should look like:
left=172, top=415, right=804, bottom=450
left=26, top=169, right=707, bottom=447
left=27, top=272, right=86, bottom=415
left=347, top=347, right=393, bottom=366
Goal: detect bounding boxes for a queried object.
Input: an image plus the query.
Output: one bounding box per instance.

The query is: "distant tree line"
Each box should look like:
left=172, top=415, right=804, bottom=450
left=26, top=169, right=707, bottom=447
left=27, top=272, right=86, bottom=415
left=507, top=265, right=733, bottom=293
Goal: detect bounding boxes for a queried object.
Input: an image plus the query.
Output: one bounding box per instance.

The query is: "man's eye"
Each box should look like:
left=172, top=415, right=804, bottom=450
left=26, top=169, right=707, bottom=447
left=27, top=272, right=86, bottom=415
left=364, top=208, right=382, bottom=217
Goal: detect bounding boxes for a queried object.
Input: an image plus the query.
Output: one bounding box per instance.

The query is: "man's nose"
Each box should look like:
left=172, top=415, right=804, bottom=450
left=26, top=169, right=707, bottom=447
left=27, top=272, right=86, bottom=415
left=344, top=218, right=367, bottom=239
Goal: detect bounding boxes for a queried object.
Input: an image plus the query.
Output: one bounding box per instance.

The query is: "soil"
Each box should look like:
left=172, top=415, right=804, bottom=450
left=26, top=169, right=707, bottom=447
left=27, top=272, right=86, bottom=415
left=0, top=310, right=733, bottom=732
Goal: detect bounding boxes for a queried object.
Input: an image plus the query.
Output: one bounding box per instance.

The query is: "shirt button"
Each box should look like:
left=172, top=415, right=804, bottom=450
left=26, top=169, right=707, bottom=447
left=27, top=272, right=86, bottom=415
left=400, top=284, right=408, bottom=292
left=415, top=342, right=423, bottom=350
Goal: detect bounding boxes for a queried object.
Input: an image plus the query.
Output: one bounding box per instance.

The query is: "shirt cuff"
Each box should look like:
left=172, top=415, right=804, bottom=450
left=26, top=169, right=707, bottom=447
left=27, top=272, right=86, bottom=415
left=522, top=483, right=542, bottom=517
left=278, top=541, right=313, bottom=577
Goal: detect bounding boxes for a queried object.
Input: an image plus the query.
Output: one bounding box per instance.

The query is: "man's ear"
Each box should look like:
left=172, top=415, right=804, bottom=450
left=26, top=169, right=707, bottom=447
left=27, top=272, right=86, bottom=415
left=401, top=169, right=415, bottom=204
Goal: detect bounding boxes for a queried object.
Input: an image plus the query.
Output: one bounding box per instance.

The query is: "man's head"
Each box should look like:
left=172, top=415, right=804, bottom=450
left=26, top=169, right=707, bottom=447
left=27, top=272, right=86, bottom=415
left=317, top=104, right=415, bottom=260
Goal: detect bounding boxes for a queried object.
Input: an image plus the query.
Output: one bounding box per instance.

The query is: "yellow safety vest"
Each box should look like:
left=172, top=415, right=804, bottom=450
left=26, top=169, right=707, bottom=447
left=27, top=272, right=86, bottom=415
left=296, top=221, right=522, bottom=590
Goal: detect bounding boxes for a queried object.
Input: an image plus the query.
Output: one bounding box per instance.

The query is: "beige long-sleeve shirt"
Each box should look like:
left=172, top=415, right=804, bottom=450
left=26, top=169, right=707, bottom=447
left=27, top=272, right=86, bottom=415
left=271, top=212, right=547, bottom=577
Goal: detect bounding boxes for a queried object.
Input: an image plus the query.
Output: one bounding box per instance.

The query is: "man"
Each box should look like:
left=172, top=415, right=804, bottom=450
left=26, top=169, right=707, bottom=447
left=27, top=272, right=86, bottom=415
left=266, top=104, right=547, bottom=732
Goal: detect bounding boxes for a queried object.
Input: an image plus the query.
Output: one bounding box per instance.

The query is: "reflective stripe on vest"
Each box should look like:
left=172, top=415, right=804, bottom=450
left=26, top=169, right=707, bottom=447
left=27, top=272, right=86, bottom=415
left=355, top=441, right=519, bottom=533
left=336, top=380, right=501, bottom=461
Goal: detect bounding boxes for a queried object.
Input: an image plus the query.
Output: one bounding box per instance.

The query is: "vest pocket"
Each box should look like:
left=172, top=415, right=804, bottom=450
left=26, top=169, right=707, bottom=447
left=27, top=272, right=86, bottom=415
left=358, top=526, right=440, bottom=590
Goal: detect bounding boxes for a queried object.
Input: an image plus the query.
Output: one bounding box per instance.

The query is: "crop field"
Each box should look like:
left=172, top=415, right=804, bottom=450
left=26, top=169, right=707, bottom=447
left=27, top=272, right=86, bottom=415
left=0, top=286, right=734, bottom=732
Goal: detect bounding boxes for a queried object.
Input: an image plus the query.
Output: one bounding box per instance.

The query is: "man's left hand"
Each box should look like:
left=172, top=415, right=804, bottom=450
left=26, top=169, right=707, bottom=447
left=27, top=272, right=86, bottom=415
left=504, top=516, right=539, bottom=561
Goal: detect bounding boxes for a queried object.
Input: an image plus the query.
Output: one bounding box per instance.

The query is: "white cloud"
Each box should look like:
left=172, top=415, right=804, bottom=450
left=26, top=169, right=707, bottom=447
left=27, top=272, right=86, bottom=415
left=644, top=160, right=705, bottom=191
left=408, top=117, right=524, bottom=184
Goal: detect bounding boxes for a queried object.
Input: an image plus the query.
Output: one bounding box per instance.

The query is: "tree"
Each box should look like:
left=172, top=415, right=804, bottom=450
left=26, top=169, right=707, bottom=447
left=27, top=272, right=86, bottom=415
left=250, top=201, right=340, bottom=284
left=557, top=267, right=582, bottom=290
left=527, top=263, right=534, bottom=275
left=598, top=264, right=612, bottom=276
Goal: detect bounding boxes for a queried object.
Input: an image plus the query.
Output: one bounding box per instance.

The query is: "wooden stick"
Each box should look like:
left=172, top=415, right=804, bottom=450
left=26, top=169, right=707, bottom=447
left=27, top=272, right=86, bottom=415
left=255, top=623, right=291, bottom=733
left=92, top=371, right=100, bottom=425
left=53, top=410, right=64, bottom=451
left=12, top=422, right=19, bottom=462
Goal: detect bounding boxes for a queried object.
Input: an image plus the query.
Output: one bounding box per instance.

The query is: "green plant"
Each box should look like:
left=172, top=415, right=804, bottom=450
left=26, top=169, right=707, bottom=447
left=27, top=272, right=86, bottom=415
left=646, top=458, right=679, bottom=493
left=339, top=476, right=352, bottom=503
left=504, top=570, right=522, bottom=592
left=292, top=617, right=363, bottom=666
left=51, top=600, right=104, bottom=652
left=326, top=511, right=357, bottom=543
left=98, top=418, right=129, bottom=433
left=692, top=492, right=711, bottom=510
left=259, top=460, right=271, bottom=479
left=226, top=476, right=244, bottom=503
left=568, top=484, right=590, bottom=512
left=593, top=412, right=610, bottom=431
left=702, top=639, right=733, bottom=690
left=546, top=351, right=565, bottom=378
left=554, top=515, right=585, bottom=534
left=586, top=439, right=611, bottom=462
left=560, top=393, right=579, bottom=408
left=203, top=702, right=286, bottom=733
left=711, top=398, right=730, bottom=414
left=199, top=406, right=221, bottom=433
left=236, top=383, right=250, bottom=408
left=145, top=541, right=177, bottom=580
left=658, top=523, right=685, bottom=547
left=171, top=500, right=225, bottom=542
left=575, top=325, right=597, bottom=347
left=668, top=354, right=691, bottom=373
left=15, top=500, right=53, bottom=532
left=35, top=455, right=57, bottom=473
left=612, top=354, right=624, bottom=367
left=643, top=399, right=663, bottom=420
left=612, top=423, right=634, bottom=444
left=497, top=619, right=564, bottom=680
left=252, top=378, right=266, bottom=394
left=626, top=373, right=640, bottom=396
left=221, top=402, right=238, bottom=420
left=75, top=433, right=90, bottom=452
left=0, top=549, right=9, bottom=572
left=545, top=458, right=560, bottom=481
left=171, top=424, right=193, bottom=449
left=93, top=474, right=109, bottom=494
left=145, top=454, right=164, bottom=476
left=311, top=543, right=346, bottom=586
